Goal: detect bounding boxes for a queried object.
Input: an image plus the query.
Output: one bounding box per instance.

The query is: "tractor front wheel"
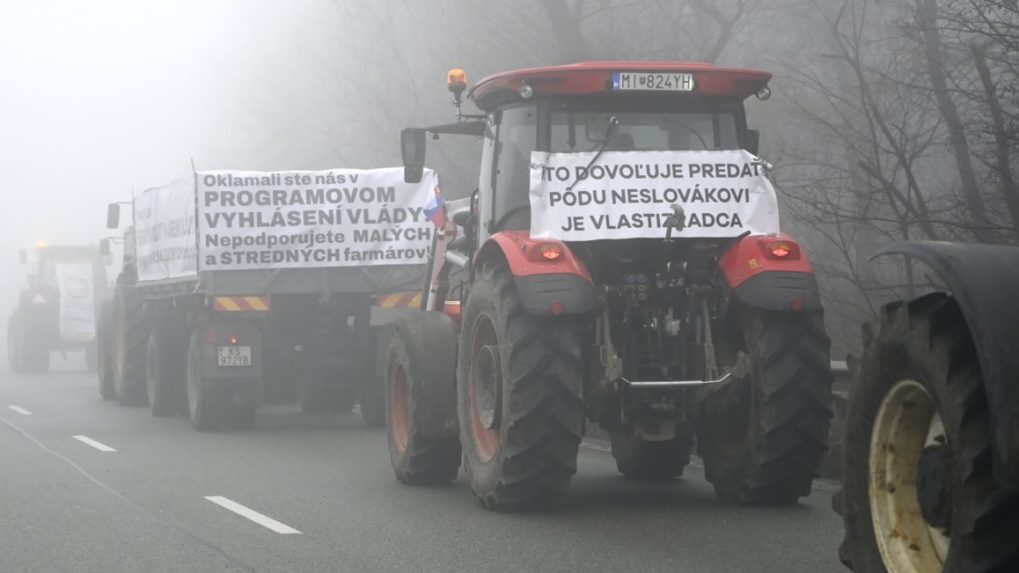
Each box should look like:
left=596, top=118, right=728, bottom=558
left=458, top=264, right=584, bottom=509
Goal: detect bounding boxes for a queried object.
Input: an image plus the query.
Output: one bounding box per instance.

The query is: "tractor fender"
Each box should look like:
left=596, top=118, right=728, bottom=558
left=874, top=241, right=1019, bottom=489
left=719, top=234, right=821, bottom=312
left=475, top=231, right=598, bottom=316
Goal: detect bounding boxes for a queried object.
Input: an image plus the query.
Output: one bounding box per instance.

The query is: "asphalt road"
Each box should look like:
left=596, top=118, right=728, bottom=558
left=1, top=357, right=845, bottom=573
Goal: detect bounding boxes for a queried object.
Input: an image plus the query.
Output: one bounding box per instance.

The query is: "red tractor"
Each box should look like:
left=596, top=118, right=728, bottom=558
left=386, top=62, right=833, bottom=509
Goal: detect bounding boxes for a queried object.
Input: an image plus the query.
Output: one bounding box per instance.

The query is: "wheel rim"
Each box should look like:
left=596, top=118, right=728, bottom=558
left=468, top=315, right=499, bottom=463
left=869, top=379, right=949, bottom=572
left=389, top=362, right=410, bottom=453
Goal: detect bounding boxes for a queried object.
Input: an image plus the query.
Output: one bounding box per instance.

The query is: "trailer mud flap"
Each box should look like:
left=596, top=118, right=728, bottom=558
left=874, top=241, right=1019, bottom=489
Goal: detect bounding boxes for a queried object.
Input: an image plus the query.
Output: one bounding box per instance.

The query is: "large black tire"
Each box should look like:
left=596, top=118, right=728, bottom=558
left=837, top=293, right=1019, bottom=572
left=697, top=307, right=832, bottom=505
left=112, top=283, right=149, bottom=407
left=187, top=328, right=225, bottom=431
left=146, top=326, right=187, bottom=417
left=386, top=313, right=461, bottom=485
left=458, top=264, right=584, bottom=509
left=610, top=424, right=694, bottom=480
left=17, top=314, right=49, bottom=374
left=7, top=313, right=24, bottom=373
left=96, top=300, right=115, bottom=400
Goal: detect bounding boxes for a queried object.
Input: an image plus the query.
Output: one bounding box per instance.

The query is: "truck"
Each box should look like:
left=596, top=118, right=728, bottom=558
left=100, top=168, right=429, bottom=430
left=8, top=243, right=108, bottom=373
left=383, top=62, right=834, bottom=509
left=836, top=242, right=1019, bottom=572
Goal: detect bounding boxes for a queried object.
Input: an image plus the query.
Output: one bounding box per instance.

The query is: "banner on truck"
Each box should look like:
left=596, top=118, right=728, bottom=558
left=55, top=262, right=96, bottom=341
left=529, top=150, right=780, bottom=241
left=134, top=177, right=199, bottom=281
left=197, top=168, right=436, bottom=271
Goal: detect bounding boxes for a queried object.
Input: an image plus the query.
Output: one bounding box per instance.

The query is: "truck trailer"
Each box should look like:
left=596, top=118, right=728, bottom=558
left=100, top=168, right=430, bottom=430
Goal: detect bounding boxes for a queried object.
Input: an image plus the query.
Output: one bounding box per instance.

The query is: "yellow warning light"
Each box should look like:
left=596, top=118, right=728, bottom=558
left=35, top=240, right=48, bottom=250
left=448, top=68, right=468, bottom=93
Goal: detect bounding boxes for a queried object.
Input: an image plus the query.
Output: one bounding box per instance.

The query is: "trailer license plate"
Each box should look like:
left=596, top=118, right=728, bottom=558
left=612, top=72, right=694, bottom=92
left=217, top=346, right=252, bottom=367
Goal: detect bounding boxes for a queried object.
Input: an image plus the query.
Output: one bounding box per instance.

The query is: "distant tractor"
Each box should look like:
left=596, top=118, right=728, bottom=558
left=8, top=243, right=108, bottom=373
left=837, top=242, right=1019, bottom=573
left=384, top=62, right=834, bottom=509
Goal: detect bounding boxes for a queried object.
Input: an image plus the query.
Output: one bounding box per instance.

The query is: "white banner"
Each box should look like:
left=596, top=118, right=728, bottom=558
left=134, top=176, right=199, bottom=282
left=529, top=150, right=780, bottom=241
left=197, top=168, right=436, bottom=270
left=55, top=263, right=96, bottom=341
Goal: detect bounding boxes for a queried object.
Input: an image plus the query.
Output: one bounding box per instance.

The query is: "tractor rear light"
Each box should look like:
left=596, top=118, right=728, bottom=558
left=539, top=243, right=563, bottom=260
left=761, top=239, right=800, bottom=260
left=229, top=336, right=238, bottom=345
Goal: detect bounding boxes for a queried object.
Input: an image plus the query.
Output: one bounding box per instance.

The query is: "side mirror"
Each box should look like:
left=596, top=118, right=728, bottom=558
left=99, top=238, right=111, bottom=256
left=745, top=129, right=760, bottom=156
left=19, top=249, right=27, bottom=264
left=401, top=128, right=427, bottom=183
left=106, top=203, right=120, bottom=229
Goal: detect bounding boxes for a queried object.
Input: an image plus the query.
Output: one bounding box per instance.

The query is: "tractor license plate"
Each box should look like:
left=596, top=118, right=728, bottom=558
left=612, top=72, right=694, bottom=92
left=217, top=346, right=252, bottom=367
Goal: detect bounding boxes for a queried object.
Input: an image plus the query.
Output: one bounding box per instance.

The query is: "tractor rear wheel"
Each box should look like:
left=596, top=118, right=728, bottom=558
left=837, top=293, right=1019, bottom=572
left=610, top=424, right=694, bottom=480
left=458, top=264, right=584, bottom=509
left=112, top=283, right=149, bottom=407
left=386, top=313, right=461, bottom=485
left=7, top=313, right=24, bottom=373
left=697, top=306, right=832, bottom=504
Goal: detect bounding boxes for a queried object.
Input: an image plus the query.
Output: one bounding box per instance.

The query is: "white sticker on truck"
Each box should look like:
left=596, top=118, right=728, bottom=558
left=55, top=262, right=96, bottom=341
left=134, top=176, right=199, bottom=282
left=197, top=168, right=436, bottom=270
left=529, top=149, right=780, bottom=241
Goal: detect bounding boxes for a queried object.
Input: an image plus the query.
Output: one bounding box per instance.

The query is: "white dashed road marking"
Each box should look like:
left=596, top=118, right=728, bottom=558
left=72, top=435, right=117, bottom=452
left=205, top=496, right=302, bottom=535
left=7, top=405, right=32, bottom=415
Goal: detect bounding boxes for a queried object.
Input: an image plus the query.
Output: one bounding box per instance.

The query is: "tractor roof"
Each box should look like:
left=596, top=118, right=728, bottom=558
left=469, top=61, right=771, bottom=111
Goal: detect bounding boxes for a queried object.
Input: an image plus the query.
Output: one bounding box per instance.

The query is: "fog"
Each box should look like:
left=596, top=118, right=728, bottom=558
left=3, top=0, right=1017, bottom=362
left=0, top=1, right=335, bottom=357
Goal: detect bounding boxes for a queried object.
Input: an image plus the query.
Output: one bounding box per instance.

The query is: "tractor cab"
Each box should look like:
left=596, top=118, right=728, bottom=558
left=402, top=62, right=771, bottom=241
left=389, top=62, right=831, bottom=510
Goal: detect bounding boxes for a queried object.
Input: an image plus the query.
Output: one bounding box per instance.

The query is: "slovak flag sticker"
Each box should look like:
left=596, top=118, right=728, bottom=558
left=424, top=185, right=446, bottom=228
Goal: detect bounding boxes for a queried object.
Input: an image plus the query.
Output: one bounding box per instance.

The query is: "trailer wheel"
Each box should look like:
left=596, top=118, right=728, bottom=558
left=386, top=314, right=461, bottom=485
left=697, top=307, right=832, bottom=505
left=838, top=293, right=1019, bottom=572
left=186, top=328, right=225, bottom=431
left=96, top=300, right=115, bottom=400
left=146, top=327, right=187, bottom=417
left=112, top=284, right=148, bottom=407
left=458, top=264, right=584, bottom=509
left=610, top=424, right=693, bottom=480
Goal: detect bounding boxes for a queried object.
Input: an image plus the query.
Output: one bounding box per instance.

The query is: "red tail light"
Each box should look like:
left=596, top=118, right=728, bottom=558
left=760, top=239, right=800, bottom=260
left=539, top=243, right=563, bottom=260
